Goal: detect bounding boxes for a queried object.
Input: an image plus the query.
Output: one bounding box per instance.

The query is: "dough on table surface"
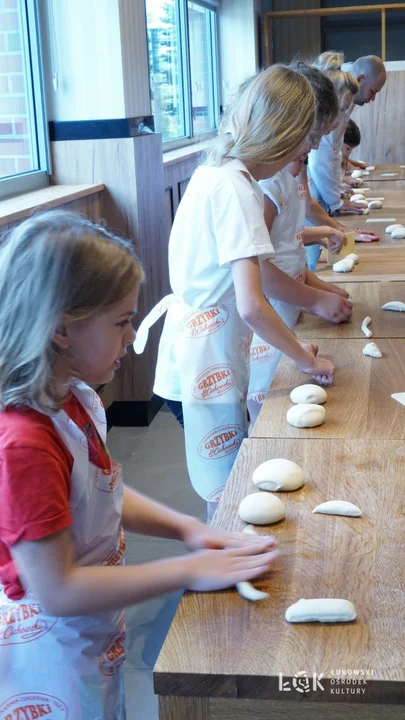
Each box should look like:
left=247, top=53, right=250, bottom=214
left=236, top=582, right=269, bottom=602
left=252, top=458, right=305, bottom=491
left=312, top=500, right=362, bottom=517
left=346, top=252, right=359, bottom=265
left=366, top=165, right=375, bottom=171
left=368, top=200, right=383, bottom=209
left=391, top=228, right=405, bottom=239
left=385, top=224, right=404, bottom=234
left=286, top=403, right=326, bottom=428
left=382, top=301, right=405, bottom=312
left=350, top=193, right=366, bottom=202
left=361, top=317, right=372, bottom=337
left=391, top=392, right=405, bottom=407
left=285, top=598, right=357, bottom=623
left=363, top=342, right=382, bottom=358
left=290, top=383, right=327, bottom=405
left=332, top=257, right=354, bottom=273
left=239, top=492, right=286, bottom=525
left=351, top=170, right=363, bottom=179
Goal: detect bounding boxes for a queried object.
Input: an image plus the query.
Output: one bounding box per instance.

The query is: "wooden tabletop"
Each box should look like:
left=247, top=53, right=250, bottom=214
left=296, top=282, right=405, bottom=340
left=251, top=339, right=405, bottom=440
left=154, top=437, right=405, bottom=703
left=365, top=164, right=405, bottom=182
left=317, top=246, right=405, bottom=282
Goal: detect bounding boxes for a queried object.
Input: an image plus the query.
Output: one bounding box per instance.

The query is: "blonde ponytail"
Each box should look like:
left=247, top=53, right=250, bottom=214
left=313, top=51, right=345, bottom=72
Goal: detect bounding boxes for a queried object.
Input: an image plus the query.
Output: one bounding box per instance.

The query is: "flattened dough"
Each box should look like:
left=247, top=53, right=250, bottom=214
left=363, top=342, right=382, bottom=358
left=312, top=500, right=362, bottom=517
left=285, top=598, right=357, bottom=623
left=252, top=458, right=305, bottom=492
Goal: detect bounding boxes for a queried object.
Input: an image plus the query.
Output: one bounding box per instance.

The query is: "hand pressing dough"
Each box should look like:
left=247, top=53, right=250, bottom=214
left=351, top=170, right=363, bottom=179
left=368, top=200, right=383, bottom=209
left=239, top=492, right=286, bottom=525
left=346, top=252, right=359, bottom=265
left=391, top=228, right=405, bottom=239
left=385, top=224, right=404, bottom=234
left=363, top=342, right=382, bottom=358
left=236, top=582, right=269, bottom=602
left=252, top=458, right=305, bottom=492
left=285, top=598, right=357, bottom=623
left=382, top=301, right=405, bottom=312
left=312, top=500, right=362, bottom=517
left=333, top=257, right=354, bottom=273
left=290, top=384, right=327, bottom=405
left=350, top=193, right=366, bottom=202
left=359, top=208, right=369, bottom=215
left=366, top=165, right=375, bottom=171
left=353, top=200, right=368, bottom=208
left=361, top=317, right=372, bottom=337
left=286, top=404, right=326, bottom=428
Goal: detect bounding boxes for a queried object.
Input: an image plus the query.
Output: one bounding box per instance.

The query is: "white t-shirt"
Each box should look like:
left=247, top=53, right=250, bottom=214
left=154, top=158, right=275, bottom=401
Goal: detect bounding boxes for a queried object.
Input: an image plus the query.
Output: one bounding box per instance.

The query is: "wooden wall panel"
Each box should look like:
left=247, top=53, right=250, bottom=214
left=163, top=152, right=200, bottom=228
left=271, top=0, right=321, bottom=64
left=351, top=70, right=405, bottom=165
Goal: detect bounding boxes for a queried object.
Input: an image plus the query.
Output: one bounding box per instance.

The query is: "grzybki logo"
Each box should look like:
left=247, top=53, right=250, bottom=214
left=250, top=342, right=276, bottom=363
left=191, top=364, right=235, bottom=400
left=180, top=304, right=229, bottom=338
left=198, top=424, right=244, bottom=460
left=0, top=692, right=68, bottom=719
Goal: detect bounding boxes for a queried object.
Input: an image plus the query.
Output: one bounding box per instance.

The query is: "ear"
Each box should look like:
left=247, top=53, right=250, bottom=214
left=53, top=322, right=69, bottom=350
left=357, top=74, right=365, bottom=84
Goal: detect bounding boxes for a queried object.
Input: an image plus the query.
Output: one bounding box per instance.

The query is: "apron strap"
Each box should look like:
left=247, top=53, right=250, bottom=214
left=133, top=294, right=175, bottom=354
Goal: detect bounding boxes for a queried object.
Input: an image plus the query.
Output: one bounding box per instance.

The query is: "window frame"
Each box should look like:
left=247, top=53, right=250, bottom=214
left=147, top=0, right=220, bottom=151
left=0, top=0, right=50, bottom=200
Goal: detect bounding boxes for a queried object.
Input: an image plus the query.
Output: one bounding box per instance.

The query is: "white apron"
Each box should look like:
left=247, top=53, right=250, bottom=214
left=248, top=171, right=306, bottom=406
left=0, top=383, right=126, bottom=720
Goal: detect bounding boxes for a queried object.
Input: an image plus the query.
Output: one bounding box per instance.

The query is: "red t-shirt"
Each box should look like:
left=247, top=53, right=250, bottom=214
left=0, top=392, right=111, bottom=600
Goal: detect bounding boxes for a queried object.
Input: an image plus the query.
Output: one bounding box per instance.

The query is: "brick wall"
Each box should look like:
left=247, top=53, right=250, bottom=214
left=0, top=0, right=35, bottom=179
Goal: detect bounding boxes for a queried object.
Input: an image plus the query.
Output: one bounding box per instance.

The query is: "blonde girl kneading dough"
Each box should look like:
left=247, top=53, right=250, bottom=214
left=151, top=66, right=335, bottom=523
left=0, top=211, right=278, bottom=717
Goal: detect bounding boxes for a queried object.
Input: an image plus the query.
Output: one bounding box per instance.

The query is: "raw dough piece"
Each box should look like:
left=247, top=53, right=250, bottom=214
left=243, top=525, right=257, bottom=535
left=312, top=500, right=362, bottom=517
left=346, top=252, right=359, bottom=265
left=385, top=224, right=404, bottom=234
left=359, top=208, right=369, bottom=215
left=353, top=200, right=368, bottom=208
left=333, top=257, right=354, bottom=273
left=290, top=384, right=327, bottom=405
left=236, top=582, right=269, bottom=601
left=391, top=392, right=405, bottom=407
left=361, top=317, right=372, bottom=338
left=363, top=342, right=382, bottom=358
left=382, top=301, right=405, bottom=312
left=252, top=458, right=305, bottom=492
left=368, top=200, right=383, bottom=209
left=366, top=165, right=375, bottom=171
left=239, top=492, right=286, bottom=525
left=286, top=404, right=326, bottom=428
left=391, top=228, right=405, bottom=239
left=285, top=598, right=357, bottom=623
left=361, top=170, right=370, bottom=176
left=351, top=170, right=362, bottom=178
left=350, top=193, right=366, bottom=202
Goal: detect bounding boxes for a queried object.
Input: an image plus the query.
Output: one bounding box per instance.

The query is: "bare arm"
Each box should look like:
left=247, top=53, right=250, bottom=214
left=300, top=165, right=342, bottom=230
left=122, top=485, right=196, bottom=539
left=302, top=225, right=347, bottom=254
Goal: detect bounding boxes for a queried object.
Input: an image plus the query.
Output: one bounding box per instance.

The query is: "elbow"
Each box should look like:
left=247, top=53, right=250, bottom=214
left=237, top=299, right=265, bottom=328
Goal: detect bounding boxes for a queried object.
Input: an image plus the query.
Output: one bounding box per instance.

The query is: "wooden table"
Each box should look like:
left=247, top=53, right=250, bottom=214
left=296, top=282, right=405, bottom=340
left=251, top=339, right=405, bottom=440
left=317, top=246, right=405, bottom=282
left=154, top=437, right=405, bottom=717
left=365, top=163, right=405, bottom=182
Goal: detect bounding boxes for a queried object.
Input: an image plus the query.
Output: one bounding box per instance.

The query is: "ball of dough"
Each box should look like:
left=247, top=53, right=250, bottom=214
left=252, top=458, right=305, bottom=492
left=290, top=384, right=327, bottom=405
left=333, top=257, right=354, bottom=273
left=286, top=404, right=326, bottom=428
left=391, top=228, right=405, bottom=239
left=386, top=224, right=404, bottom=234
left=239, top=492, right=286, bottom=525
left=350, top=193, right=366, bottom=202
left=351, top=170, right=363, bottom=179
left=368, top=200, right=382, bottom=209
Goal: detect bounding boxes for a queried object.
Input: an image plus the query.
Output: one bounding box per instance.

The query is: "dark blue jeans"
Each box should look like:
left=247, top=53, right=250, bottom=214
left=165, top=399, right=184, bottom=429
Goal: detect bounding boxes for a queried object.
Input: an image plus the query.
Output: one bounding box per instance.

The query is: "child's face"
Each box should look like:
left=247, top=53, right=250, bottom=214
left=342, top=143, right=353, bottom=160
left=64, top=288, right=138, bottom=385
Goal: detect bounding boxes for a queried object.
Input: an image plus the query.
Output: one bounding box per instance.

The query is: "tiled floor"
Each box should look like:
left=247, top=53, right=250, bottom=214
left=107, top=406, right=205, bottom=719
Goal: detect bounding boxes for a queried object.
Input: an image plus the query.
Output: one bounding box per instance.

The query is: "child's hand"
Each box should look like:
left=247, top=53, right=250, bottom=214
left=338, top=199, right=365, bottom=215
left=296, top=355, right=336, bottom=385
left=184, top=544, right=279, bottom=593
left=314, top=291, right=352, bottom=324
left=325, top=282, right=350, bottom=299
left=183, top=520, right=277, bottom=553
left=327, top=229, right=347, bottom=255
left=344, top=176, right=363, bottom=188
left=298, top=340, right=319, bottom=357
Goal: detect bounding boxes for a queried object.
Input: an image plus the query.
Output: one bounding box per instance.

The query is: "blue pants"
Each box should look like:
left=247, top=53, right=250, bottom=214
left=165, top=399, right=184, bottom=428
left=305, top=244, right=322, bottom=272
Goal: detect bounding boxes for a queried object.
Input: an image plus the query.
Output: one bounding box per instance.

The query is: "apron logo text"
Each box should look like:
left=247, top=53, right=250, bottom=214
left=198, top=424, right=244, bottom=460
left=192, top=364, right=236, bottom=400
left=250, top=343, right=276, bottom=363
left=0, top=603, right=56, bottom=646
left=0, top=693, right=68, bottom=720
left=180, top=304, right=229, bottom=338
left=99, top=615, right=126, bottom=677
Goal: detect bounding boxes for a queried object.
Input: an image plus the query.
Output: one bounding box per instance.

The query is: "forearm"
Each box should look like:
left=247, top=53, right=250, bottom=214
left=122, top=485, right=196, bottom=540
left=305, top=268, right=331, bottom=291
left=302, top=226, right=330, bottom=247
left=261, top=261, right=322, bottom=312
left=241, top=297, right=311, bottom=365
left=305, top=198, right=341, bottom=231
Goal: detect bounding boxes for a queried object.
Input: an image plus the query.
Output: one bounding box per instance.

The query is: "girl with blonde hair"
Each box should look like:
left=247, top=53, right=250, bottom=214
left=147, top=64, right=335, bottom=521
left=0, top=210, right=277, bottom=717
left=306, top=52, right=364, bottom=270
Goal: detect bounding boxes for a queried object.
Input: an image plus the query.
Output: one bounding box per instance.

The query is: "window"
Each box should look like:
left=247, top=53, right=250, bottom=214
left=145, top=0, right=219, bottom=144
left=0, top=0, right=49, bottom=199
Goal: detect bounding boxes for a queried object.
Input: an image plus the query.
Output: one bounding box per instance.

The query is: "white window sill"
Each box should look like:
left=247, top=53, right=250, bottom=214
left=163, top=140, right=211, bottom=167
left=0, top=184, right=104, bottom=227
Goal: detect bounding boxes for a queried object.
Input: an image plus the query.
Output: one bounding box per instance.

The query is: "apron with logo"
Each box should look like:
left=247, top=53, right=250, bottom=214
left=0, top=383, right=126, bottom=720
left=248, top=174, right=307, bottom=406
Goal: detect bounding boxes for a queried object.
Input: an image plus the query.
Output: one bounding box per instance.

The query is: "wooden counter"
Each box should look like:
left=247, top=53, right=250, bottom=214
left=154, top=437, right=405, bottom=717
left=296, top=282, right=405, bottom=340
left=317, top=247, right=405, bottom=282
left=251, top=339, right=405, bottom=441
left=365, top=164, right=405, bottom=182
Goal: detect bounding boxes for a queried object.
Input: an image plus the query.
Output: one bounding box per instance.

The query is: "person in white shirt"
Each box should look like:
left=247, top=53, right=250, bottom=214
left=306, top=52, right=386, bottom=271
left=152, top=65, right=335, bottom=521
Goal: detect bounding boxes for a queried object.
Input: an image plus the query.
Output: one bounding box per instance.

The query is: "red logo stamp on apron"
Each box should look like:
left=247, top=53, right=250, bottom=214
left=0, top=692, right=68, bottom=720
left=198, top=424, right=244, bottom=460
left=180, top=304, right=229, bottom=338
left=0, top=602, right=57, bottom=647
left=95, top=460, right=122, bottom=493
left=292, top=225, right=305, bottom=248
left=277, top=196, right=288, bottom=215
left=293, top=267, right=306, bottom=283
left=206, top=487, right=225, bottom=503
left=250, top=343, right=276, bottom=363
left=103, top=527, right=126, bottom=566
left=99, top=615, right=126, bottom=677
left=191, top=364, right=235, bottom=400
left=296, top=181, right=306, bottom=200
left=250, top=392, right=267, bottom=404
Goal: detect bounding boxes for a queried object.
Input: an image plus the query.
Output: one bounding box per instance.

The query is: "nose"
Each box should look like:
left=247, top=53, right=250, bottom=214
left=125, top=325, right=136, bottom=345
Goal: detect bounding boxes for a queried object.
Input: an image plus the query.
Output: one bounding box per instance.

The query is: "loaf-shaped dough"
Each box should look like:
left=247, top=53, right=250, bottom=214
left=290, top=384, right=327, bottom=405
left=252, top=458, right=305, bottom=492
left=363, top=342, right=382, bottom=358
left=368, top=200, right=383, bottom=209
left=333, top=257, right=354, bottom=273
left=286, top=404, right=326, bottom=428
left=350, top=193, right=366, bottom=202
left=382, top=301, right=405, bottom=312
left=236, top=582, right=269, bottom=601
left=346, top=253, right=359, bottom=265
left=312, top=500, right=362, bottom=517
left=366, top=165, right=375, bottom=171
left=285, top=598, right=357, bottom=623
left=351, top=170, right=363, bottom=179
left=385, top=224, right=404, bottom=234
left=391, top=228, right=405, bottom=239
left=239, top=492, right=286, bottom=525
left=361, top=317, right=372, bottom=338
